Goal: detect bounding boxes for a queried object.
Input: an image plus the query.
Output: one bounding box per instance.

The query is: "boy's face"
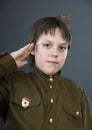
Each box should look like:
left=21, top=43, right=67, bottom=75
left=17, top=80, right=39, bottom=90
left=32, top=28, right=68, bottom=75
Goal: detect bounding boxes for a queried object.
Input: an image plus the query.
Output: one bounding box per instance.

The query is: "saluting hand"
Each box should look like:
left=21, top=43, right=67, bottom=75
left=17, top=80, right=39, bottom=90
left=10, top=43, right=34, bottom=68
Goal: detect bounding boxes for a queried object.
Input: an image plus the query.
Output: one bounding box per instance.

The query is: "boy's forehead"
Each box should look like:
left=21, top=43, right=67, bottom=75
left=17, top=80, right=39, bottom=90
left=36, top=27, right=70, bottom=45
left=37, top=32, right=68, bottom=45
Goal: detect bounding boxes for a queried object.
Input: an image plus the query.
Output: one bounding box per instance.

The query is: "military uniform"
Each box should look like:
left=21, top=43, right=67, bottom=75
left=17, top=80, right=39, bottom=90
left=0, top=53, right=92, bottom=130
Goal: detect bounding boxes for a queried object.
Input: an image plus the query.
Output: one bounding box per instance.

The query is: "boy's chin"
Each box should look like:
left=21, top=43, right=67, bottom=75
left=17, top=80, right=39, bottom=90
left=46, top=70, right=59, bottom=76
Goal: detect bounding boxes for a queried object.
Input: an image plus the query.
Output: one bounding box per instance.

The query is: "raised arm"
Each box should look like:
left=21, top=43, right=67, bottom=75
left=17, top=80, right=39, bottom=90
left=0, top=43, right=34, bottom=78
left=0, top=43, right=34, bottom=121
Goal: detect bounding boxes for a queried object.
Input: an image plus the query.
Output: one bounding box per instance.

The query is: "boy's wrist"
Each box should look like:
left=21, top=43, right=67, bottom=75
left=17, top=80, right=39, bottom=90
left=0, top=52, right=17, bottom=76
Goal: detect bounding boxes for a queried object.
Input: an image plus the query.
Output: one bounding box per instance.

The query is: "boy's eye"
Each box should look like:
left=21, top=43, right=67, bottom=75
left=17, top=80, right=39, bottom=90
left=43, top=43, right=51, bottom=48
left=59, top=46, right=67, bottom=52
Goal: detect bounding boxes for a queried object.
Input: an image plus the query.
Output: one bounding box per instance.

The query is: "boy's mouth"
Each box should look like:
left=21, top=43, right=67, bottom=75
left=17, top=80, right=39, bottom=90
left=47, top=61, right=58, bottom=64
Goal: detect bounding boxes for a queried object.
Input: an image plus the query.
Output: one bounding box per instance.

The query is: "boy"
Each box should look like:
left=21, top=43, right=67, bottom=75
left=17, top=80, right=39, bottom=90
left=0, top=12, right=92, bottom=130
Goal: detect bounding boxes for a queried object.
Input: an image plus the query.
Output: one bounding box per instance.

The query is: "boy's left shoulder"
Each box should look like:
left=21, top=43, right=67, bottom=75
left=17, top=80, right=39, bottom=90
left=61, top=75, right=84, bottom=94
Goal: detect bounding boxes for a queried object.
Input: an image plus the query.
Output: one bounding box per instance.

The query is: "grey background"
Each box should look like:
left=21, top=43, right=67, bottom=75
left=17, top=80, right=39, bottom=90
left=0, top=0, right=92, bottom=129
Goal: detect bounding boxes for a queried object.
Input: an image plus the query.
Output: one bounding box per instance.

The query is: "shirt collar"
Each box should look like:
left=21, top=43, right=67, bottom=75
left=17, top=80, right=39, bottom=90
left=31, top=66, right=61, bottom=81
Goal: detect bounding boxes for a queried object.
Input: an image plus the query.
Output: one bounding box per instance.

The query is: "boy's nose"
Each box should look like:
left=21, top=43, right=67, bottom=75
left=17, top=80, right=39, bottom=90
left=51, top=48, right=58, bottom=57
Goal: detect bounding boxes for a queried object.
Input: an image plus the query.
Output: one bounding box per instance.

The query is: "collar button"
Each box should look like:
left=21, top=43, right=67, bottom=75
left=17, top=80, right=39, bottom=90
left=49, top=78, right=53, bottom=81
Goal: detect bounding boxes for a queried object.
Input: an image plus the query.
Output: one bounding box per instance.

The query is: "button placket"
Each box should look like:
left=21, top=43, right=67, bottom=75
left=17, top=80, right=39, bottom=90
left=47, top=76, right=55, bottom=125
left=49, top=76, right=54, bottom=104
left=49, top=76, right=53, bottom=89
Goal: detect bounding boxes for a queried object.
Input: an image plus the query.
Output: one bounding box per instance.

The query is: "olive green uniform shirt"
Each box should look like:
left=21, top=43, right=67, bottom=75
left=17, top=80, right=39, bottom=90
left=0, top=53, right=92, bottom=130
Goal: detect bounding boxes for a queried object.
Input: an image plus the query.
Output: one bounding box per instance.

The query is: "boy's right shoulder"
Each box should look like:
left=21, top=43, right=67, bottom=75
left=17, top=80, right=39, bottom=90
left=9, top=70, right=29, bottom=80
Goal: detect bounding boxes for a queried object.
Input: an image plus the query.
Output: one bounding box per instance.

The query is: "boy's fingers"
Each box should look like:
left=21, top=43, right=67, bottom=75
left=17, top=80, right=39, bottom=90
left=28, top=43, right=34, bottom=51
left=27, top=43, right=34, bottom=54
left=19, top=43, right=34, bottom=56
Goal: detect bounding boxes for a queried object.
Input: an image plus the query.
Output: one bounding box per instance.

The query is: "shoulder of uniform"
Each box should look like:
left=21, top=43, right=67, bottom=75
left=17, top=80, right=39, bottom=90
left=8, top=70, right=29, bottom=81
left=61, top=75, right=84, bottom=93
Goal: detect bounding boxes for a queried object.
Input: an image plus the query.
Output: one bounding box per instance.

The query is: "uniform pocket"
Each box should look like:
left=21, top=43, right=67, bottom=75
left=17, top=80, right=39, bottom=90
left=64, top=102, right=82, bottom=119
left=12, top=95, right=41, bottom=109
left=11, top=87, right=41, bottom=109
